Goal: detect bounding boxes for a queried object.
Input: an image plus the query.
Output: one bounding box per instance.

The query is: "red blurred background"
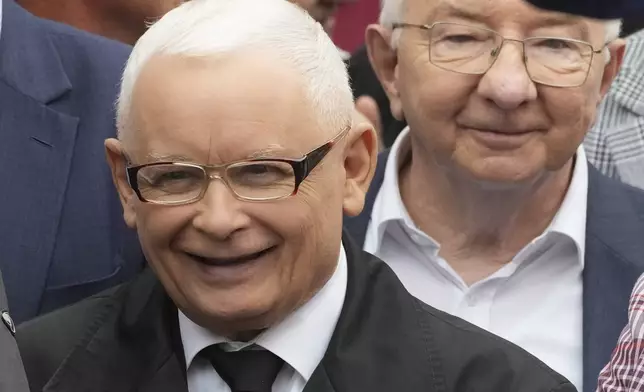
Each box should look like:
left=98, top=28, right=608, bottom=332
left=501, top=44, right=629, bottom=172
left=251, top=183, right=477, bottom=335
left=332, top=0, right=380, bottom=54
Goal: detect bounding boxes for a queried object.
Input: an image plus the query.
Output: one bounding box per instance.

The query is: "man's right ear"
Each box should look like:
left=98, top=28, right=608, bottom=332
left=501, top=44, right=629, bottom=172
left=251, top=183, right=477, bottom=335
left=105, top=138, right=138, bottom=229
left=365, top=24, right=404, bottom=121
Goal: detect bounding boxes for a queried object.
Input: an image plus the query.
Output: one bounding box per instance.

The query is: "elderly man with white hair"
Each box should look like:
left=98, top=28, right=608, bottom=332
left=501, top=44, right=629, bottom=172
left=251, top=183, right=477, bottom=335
left=13, top=1, right=576, bottom=392
left=344, top=1, right=644, bottom=392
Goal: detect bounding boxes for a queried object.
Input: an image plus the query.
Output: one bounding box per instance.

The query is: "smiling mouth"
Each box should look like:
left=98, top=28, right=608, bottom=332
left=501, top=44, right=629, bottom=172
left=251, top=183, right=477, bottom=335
left=189, top=246, right=277, bottom=267
left=474, top=128, right=536, bottom=136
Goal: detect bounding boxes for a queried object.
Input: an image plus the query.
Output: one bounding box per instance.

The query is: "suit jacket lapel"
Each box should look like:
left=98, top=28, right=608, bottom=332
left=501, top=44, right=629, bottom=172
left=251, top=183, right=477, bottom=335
left=314, top=234, right=439, bottom=392
left=139, top=357, right=188, bottom=392
left=583, top=166, right=644, bottom=392
left=44, top=271, right=188, bottom=392
left=0, top=0, right=79, bottom=321
left=304, top=365, right=337, bottom=392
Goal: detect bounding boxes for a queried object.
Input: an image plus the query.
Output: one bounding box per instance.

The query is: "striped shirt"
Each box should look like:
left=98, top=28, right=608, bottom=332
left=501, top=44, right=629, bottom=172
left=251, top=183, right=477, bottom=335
left=585, top=29, right=644, bottom=189
left=597, top=274, right=644, bottom=392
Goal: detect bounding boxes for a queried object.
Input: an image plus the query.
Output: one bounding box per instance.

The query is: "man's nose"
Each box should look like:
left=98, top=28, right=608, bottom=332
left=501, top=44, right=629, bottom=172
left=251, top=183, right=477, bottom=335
left=191, top=179, right=251, bottom=240
left=476, top=41, right=538, bottom=110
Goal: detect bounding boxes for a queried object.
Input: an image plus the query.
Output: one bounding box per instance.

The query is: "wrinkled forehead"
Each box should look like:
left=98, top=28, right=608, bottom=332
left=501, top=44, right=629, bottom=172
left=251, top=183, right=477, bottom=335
left=406, top=0, right=605, bottom=41
left=125, top=52, right=322, bottom=164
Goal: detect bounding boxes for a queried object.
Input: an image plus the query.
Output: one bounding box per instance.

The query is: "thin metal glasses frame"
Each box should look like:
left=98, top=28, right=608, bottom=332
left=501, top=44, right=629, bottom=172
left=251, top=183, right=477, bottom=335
left=392, top=21, right=605, bottom=87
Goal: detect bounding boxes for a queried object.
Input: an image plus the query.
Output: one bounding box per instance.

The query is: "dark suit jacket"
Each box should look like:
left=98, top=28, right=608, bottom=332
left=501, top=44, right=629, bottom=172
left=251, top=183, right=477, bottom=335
left=0, top=0, right=144, bottom=323
left=17, top=236, right=576, bottom=392
left=344, top=150, right=644, bottom=392
left=526, top=0, right=644, bottom=18
left=0, top=272, right=29, bottom=392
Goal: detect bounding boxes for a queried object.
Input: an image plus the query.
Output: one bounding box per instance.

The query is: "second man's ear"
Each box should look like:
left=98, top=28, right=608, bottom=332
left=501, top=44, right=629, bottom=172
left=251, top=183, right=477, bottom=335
left=598, top=39, right=626, bottom=101
left=364, top=24, right=405, bottom=121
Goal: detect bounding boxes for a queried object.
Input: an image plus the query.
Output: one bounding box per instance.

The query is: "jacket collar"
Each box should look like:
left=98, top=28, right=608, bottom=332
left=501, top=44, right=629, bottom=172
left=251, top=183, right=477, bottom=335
left=43, top=270, right=188, bottom=392
left=313, top=234, right=437, bottom=392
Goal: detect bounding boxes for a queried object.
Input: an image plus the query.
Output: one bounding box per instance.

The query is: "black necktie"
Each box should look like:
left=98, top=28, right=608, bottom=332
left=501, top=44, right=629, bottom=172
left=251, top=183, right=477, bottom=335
left=202, top=345, right=284, bottom=392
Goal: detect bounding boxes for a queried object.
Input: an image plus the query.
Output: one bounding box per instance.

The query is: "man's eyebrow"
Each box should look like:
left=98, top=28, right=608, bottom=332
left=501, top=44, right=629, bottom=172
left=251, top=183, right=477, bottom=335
left=144, top=153, right=195, bottom=162
left=246, top=144, right=296, bottom=159
left=143, top=145, right=298, bottom=163
left=431, top=2, right=492, bottom=22
left=431, top=3, right=589, bottom=40
left=537, top=15, right=583, bottom=27
left=531, top=15, right=590, bottom=39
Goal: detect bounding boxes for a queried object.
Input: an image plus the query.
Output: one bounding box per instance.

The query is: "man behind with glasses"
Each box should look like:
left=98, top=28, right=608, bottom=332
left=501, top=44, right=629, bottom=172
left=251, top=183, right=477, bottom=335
left=344, top=1, right=644, bottom=392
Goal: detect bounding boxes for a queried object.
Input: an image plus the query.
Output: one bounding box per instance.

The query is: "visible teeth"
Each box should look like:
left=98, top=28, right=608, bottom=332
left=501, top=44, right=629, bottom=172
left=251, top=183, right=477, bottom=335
left=192, top=247, right=273, bottom=266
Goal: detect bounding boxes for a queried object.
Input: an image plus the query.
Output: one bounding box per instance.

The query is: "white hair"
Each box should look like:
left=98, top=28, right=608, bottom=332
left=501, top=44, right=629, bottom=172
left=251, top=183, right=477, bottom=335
left=116, top=0, right=353, bottom=139
left=379, top=0, right=622, bottom=51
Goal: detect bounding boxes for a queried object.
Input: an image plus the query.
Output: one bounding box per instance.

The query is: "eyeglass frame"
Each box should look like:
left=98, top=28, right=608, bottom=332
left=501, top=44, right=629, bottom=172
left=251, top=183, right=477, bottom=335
left=125, top=126, right=350, bottom=205
left=391, top=21, right=607, bottom=88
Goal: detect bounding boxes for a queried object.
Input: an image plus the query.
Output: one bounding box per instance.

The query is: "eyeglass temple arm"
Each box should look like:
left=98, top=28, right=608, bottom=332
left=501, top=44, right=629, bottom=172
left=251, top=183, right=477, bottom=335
left=302, top=126, right=349, bottom=175
left=304, top=145, right=332, bottom=174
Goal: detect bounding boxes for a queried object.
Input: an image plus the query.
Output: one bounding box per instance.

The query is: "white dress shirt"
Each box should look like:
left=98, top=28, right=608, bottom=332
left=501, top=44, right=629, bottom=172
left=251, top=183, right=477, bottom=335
left=365, top=128, right=586, bottom=391
left=180, top=243, right=348, bottom=392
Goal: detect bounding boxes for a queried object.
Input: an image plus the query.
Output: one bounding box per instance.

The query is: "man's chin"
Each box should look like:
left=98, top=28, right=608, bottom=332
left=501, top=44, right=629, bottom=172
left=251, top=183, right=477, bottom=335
left=458, top=161, right=546, bottom=189
left=185, top=300, right=282, bottom=337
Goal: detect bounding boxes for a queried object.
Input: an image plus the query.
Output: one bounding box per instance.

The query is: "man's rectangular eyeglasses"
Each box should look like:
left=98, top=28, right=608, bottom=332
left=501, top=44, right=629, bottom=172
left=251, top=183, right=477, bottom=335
left=392, top=22, right=606, bottom=88
left=126, top=127, right=350, bottom=205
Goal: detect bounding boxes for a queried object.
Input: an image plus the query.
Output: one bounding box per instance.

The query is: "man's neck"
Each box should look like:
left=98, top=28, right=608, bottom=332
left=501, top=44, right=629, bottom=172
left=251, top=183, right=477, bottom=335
left=399, top=146, right=574, bottom=284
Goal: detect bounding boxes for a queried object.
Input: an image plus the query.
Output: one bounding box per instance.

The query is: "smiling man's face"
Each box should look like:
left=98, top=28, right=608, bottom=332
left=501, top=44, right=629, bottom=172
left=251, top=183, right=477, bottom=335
left=106, top=51, right=350, bottom=337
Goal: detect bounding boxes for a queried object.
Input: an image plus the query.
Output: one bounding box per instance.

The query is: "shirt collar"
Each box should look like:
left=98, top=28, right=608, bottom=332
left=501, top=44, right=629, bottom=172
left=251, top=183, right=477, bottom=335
left=371, top=127, right=588, bottom=266
left=547, top=146, right=588, bottom=265
left=179, top=242, right=348, bottom=381
left=369, top=127, right=420, bottom=254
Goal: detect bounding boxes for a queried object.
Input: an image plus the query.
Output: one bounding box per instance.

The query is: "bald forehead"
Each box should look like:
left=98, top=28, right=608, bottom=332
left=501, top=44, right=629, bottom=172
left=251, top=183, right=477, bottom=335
left=130, top=51, right=314, bottom=127
left=125, top=51, right=322, bottom=158
left=136, top=50, right=305, bottom=85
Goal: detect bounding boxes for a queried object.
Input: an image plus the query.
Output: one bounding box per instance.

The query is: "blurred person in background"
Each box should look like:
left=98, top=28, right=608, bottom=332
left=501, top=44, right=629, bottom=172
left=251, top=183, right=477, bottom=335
left=586, top=26, right=644, bottom=189
left=16, top=0, right=184, bottom=44
left=597, top=272, right=644, bottom=392
left=290, top=0, right=352, bottom=58
left=0, top=0, right=143, bottom=323
left=17, top=0, right=349, bottom=47
left=289, top=0, right=344, bottom=36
